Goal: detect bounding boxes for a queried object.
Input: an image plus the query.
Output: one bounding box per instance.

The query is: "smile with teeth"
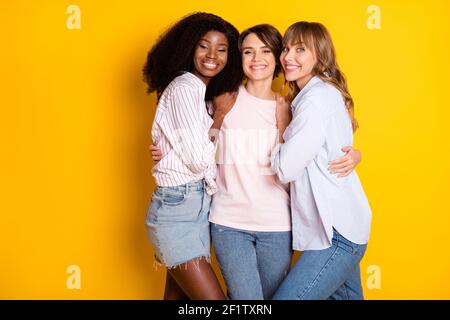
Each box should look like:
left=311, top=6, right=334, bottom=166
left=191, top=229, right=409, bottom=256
left=250, top=65, right=267, bottom=70
left=285, top=64, right=301, bottom=71
left=202, top=61, right=219, bottom=69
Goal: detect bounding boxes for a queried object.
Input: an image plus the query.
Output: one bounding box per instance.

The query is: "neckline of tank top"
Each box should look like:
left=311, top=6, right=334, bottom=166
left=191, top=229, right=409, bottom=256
left=240, top=85, right=276, bottom=105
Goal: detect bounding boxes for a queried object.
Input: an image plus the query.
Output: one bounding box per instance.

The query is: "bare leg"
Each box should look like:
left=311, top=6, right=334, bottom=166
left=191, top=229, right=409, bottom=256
left=168, top=257, right=225, bottom=300
left=163, top=272, right=190, bottom=300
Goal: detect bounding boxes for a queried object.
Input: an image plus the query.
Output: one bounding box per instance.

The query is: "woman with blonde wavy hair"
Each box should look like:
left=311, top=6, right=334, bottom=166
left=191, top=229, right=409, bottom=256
left=271, top=21, right=372, bottom=300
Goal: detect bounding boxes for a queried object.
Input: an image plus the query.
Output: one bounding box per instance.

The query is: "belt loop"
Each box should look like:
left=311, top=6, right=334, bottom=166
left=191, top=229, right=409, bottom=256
left=185, top=182, right=189, bottom=195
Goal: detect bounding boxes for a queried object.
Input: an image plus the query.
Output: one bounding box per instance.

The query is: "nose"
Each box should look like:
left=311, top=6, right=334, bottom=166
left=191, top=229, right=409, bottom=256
left=252, top=51, right=261, bottom=62
left=282, top=48, right=294, bottom=62
left=206, top=47, right=217, bottom=59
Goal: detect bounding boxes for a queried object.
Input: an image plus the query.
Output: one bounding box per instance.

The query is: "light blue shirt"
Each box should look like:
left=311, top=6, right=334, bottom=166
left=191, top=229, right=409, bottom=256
left=271, top=76, right=372, bottom=251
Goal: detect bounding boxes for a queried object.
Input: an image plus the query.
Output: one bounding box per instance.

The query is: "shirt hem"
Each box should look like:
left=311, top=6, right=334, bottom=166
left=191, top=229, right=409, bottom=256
left=208, top=217, right=291, bottom=232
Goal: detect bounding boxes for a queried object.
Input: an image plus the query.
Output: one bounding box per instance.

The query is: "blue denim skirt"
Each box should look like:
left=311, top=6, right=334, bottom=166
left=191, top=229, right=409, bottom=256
left=145, top=179, right=212, bottom=268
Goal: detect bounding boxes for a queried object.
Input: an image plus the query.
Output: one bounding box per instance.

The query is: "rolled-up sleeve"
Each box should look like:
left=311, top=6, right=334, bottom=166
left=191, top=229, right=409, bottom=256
left=271, top=100, right=327, bottom=183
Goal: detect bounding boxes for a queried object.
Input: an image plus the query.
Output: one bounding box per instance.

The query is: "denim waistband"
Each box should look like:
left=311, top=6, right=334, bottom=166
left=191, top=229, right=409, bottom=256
left=156, top=179, right=205, bottom=194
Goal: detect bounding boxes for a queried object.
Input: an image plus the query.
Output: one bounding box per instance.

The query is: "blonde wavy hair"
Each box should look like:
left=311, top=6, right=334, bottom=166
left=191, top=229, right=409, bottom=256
left=283, top=22, right=358, bottom=132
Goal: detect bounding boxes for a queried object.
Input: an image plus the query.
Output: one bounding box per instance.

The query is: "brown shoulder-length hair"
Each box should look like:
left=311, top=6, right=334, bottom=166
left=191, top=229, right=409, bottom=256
left=238, top=24, right=282, bottom=79
left=283, top=21, right=358, bottom=132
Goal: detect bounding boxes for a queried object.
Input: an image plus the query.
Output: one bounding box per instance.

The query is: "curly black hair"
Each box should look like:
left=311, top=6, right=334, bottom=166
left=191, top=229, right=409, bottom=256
left=143, top=12, right=243, bottom=101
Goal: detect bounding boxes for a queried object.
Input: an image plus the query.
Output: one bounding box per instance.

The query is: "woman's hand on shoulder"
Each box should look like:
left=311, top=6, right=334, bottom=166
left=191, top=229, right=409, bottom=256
left=212, top=91, right=238, bottom=120
left=275, top=94, right=292, bottom=143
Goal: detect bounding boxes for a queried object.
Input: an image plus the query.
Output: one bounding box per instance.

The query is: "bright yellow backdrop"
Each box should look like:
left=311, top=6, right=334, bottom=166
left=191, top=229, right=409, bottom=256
left=1, top=0, right=449, bottom=299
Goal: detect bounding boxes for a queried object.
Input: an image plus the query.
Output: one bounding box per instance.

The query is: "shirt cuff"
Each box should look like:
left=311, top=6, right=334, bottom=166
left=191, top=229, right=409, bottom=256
left=270, top=143, right=282, bottom=174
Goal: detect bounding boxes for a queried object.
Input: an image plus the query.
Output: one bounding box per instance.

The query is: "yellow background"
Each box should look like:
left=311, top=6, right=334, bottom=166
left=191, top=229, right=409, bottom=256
left=1, top=0, right=449, bottom=299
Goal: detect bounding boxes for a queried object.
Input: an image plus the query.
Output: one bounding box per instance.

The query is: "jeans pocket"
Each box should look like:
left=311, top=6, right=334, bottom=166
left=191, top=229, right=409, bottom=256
left=354, top=243, right=367, bottom=258
left=156, top=188, right=186, bottom=206
left=337, top=239, right=355, bottom=254
left=334, top=234, right=356, bottom=255
left=211, top=223, right=236, bottom=233
left=145, top=196, right=161, bottom=225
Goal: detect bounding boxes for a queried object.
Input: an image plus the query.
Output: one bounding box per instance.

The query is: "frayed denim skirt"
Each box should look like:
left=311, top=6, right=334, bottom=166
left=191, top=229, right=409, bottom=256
left=145, top=179, right=212, bottom=268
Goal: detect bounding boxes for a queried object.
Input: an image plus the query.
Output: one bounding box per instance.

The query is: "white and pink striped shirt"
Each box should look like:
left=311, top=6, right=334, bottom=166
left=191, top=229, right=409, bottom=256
left=151, top=72, right=218, bottom=195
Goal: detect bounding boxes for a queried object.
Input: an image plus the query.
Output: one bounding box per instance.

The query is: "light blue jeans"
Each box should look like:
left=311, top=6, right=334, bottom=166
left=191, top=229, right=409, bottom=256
left=272, top=228, right=367, bottom=300
left=211, top=223, right=292, bottom=300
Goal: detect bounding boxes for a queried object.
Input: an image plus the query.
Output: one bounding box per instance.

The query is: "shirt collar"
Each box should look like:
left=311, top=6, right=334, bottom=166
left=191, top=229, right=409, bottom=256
left=291, top=75, right=322, bottom=110
left=184, top=71, right=207, bottom=88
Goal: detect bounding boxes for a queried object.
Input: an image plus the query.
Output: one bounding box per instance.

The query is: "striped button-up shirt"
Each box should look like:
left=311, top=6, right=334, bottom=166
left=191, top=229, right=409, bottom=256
left=151, top=72, right=217, bottom=195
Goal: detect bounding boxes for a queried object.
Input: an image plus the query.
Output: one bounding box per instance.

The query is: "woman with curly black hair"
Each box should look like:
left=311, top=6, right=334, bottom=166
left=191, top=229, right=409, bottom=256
left=143, top=12, right=243, bottom=101
left=143, top=12, right=243, bottom=300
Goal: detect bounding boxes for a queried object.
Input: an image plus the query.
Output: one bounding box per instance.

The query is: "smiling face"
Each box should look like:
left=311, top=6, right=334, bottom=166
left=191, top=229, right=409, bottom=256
left=280, top=40, right=317, bottom=90
left=192, top=31, right=228, bottom=85
left=241, top=33, right=276, bottom=82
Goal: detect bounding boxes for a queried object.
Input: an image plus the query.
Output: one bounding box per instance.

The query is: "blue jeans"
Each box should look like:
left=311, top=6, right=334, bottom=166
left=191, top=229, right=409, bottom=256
left=272, top=229, right=367, bottom=300
left=211, top=223, right=292, bottom=300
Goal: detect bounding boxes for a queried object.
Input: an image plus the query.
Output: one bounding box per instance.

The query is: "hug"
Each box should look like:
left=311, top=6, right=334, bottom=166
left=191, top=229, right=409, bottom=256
left=143, top=12, right=372, bottom=300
